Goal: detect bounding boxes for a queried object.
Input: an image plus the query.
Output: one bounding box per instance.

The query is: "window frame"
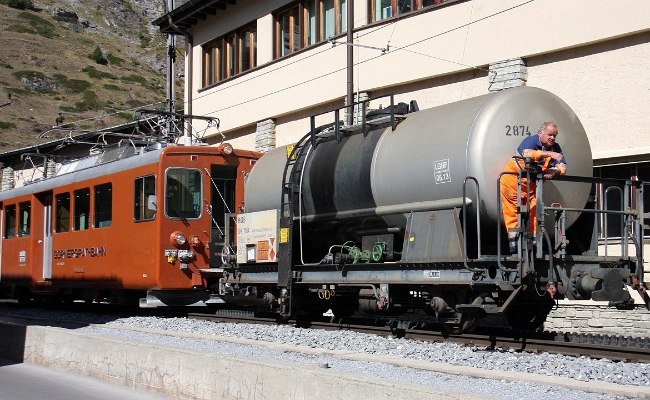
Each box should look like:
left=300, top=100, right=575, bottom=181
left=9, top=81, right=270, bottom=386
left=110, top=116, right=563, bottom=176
left=4, top=204, right=16, bottom=239
left=164, top=168, right=203, bottom=220
left=55, top=192, right=70, bottom=233
left=73, top=187, right=90, bottom=231
left=18, top=201, right=30, bottom=237
left=274, top=0, right=348, bottom=59
left=203, top=22, right=257, bottom=86
left=134, top=175, right=156, bottom=222
left=369, top=0, right=442, bottom=23
left=93, top=183, right=112, bottom=228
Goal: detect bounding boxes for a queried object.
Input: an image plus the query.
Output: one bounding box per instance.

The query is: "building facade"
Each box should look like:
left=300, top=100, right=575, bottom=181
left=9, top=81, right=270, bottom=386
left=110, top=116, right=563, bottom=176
left=156, top=0, right=650, bottom=160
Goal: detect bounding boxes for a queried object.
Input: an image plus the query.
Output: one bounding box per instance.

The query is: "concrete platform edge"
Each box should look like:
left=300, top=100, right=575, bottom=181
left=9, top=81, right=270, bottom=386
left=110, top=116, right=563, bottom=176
left=0, top=321, right=496, bottom=400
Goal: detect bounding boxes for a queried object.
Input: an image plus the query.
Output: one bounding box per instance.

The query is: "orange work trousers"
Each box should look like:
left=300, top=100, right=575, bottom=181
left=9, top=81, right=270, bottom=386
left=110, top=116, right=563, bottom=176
left=500, top=174, right=537, bottom=253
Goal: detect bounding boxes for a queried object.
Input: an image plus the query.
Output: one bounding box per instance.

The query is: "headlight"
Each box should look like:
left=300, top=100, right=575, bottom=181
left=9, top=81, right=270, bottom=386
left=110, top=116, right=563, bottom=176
left=170, top=231, right=187, bottom=248
left=218, top=142, right=233, bottom=155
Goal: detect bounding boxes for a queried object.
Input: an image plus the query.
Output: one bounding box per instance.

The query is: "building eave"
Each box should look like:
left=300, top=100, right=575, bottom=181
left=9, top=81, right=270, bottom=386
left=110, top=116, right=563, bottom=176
left=153, top=0, right=236, bottom=34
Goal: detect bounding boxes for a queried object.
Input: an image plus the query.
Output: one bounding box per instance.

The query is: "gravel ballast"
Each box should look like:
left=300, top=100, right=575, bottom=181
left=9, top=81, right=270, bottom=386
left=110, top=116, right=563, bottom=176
left=2, top=306, right=649, bottom=400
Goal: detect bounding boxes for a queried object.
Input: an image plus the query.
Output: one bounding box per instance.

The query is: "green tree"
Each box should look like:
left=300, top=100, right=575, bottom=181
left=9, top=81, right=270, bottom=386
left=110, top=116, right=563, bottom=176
left=90, top=46, right=108, bottom=65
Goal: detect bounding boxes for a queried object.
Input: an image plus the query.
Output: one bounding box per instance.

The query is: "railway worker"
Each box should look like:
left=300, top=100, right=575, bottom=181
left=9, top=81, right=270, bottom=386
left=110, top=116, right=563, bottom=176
left=500, top=122, right=567, bottom=253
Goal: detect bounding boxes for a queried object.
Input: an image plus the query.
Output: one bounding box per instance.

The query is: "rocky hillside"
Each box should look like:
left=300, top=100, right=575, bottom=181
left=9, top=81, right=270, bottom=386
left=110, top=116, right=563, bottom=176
left=0, top=0, right=184, bottom=152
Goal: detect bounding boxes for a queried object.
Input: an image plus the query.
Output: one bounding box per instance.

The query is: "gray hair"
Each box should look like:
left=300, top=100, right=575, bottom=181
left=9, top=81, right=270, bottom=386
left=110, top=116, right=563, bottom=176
left=538, top=122, right=558, bottom=135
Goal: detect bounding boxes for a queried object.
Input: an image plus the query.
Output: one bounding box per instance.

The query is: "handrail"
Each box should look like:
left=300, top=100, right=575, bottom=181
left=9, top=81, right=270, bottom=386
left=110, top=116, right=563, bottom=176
left=462, top=176, right=483, bottom=272
left=603, top=186, right=624, bottom=257
left=496, top=171, right=520, bottom=273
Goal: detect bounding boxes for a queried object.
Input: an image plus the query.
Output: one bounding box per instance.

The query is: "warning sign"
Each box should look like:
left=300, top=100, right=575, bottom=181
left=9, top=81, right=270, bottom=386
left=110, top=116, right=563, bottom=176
left=236, top=209, right=280, bottom=264
left=257, top=241, right=269, bottom=260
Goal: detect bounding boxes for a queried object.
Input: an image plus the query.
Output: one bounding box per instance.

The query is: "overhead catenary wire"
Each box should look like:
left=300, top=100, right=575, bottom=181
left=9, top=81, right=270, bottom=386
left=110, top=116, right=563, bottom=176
left=173, top=0, right=535, bottom=117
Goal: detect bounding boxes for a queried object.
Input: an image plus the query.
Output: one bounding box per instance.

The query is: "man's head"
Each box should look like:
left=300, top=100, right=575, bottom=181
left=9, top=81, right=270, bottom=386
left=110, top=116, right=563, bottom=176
left=538, top=122, right=558, bottom=147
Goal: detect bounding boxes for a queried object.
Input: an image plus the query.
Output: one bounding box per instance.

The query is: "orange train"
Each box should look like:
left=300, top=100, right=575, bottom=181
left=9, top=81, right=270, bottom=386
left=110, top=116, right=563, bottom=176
left=0, top=142, right=260, bottom=306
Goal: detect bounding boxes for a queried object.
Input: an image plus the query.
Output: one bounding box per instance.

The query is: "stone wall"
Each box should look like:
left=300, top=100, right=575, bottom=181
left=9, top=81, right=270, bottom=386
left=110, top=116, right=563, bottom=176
left=544, top=302, right=650, bottom=336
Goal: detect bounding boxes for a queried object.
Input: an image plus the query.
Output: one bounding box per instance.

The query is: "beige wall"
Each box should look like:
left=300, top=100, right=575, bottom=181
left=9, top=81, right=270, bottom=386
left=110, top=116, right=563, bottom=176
left=186, top=0, right=650, bottom=159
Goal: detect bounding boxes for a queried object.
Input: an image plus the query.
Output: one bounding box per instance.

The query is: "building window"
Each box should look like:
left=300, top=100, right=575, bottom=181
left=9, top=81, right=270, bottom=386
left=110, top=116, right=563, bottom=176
left=274, top=0, right=347, bottom=59
left=370, top=0, right=441, bottom=22
left=203, top=23, right=257, bottom=86
left=134, top=175, right=156, bottom=222
left=94, top=183, right=112, bottom=228
left=4, top=204, right=16, bottom=239
left=165, top=168, right=202, bottom=220
left=18, top=201, right=30, bottom=237
left=595, top=162, right=650, bottom=239
left=55, top=193, right=70, bottom=233
left=74, top=188, right=90, bottom=231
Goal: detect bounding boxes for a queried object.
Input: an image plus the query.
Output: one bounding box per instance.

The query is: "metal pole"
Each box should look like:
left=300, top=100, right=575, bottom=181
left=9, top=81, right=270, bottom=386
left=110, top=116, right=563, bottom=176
left=166, top=0, right=177, bottom=139
left=346, top=0, right=354, bottom=125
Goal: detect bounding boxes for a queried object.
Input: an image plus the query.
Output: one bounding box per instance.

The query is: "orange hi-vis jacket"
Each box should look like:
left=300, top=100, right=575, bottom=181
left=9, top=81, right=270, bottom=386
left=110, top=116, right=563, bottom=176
left=500, top=135, right=567, bottom=252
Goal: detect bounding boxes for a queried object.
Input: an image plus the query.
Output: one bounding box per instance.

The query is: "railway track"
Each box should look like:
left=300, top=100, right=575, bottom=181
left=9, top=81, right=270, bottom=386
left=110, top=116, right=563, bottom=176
left=2, top=302, right=649, bottom=364
left=188, top=312, right=650, bottom=363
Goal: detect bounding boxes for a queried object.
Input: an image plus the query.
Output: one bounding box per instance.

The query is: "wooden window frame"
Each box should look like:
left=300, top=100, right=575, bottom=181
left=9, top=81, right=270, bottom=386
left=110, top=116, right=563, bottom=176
left=273, top=0, right=349, bottom=60
left=203, top=22, right=257, bottom=87
left=369, top=0, right=441, bottom=23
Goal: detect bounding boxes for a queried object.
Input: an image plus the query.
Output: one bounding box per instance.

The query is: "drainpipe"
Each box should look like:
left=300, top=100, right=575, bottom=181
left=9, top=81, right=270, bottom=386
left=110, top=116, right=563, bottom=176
left=346, top=0, right=354, bottom=125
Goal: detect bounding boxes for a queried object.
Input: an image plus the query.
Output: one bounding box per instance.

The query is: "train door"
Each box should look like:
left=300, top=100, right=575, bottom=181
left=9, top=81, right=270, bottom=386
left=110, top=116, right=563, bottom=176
left=34, top=192, right=53, bottom=281
left=208, top=165, right=236, bottom=267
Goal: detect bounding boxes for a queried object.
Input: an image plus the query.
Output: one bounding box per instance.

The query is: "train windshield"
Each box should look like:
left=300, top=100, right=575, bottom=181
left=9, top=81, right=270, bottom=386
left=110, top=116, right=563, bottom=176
left=165, top=168, right=202, bottom=220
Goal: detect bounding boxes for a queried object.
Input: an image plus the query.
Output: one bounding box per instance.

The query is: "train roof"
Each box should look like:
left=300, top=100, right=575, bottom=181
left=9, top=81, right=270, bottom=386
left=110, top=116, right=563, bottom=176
left=0, top=142, right=168, bottom=201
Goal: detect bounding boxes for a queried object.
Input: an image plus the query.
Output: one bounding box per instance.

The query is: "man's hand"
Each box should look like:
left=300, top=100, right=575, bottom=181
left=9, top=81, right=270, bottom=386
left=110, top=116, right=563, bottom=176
left=543, top=168, right=557, bottom=179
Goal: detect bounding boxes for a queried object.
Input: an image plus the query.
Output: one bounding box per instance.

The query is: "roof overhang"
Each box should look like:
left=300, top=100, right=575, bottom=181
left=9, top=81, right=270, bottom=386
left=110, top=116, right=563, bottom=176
left=153, top=0, right=236, bottom=34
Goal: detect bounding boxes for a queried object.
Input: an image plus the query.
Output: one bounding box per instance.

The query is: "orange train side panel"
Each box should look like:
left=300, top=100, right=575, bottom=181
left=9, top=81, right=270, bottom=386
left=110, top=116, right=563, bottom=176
left=0, top=145, right=261, bottom=295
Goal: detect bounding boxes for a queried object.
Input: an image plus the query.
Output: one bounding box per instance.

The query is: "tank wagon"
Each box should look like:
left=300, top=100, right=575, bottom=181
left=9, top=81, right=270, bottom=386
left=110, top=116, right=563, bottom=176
left=0, top=140, right=260, bottom=307
left=223, top=86, right=647, bottom=331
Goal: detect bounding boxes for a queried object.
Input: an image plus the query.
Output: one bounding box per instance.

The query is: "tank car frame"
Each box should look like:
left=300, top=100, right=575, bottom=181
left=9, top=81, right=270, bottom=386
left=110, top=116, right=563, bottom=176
left=220, top=89, right=648, bottom=331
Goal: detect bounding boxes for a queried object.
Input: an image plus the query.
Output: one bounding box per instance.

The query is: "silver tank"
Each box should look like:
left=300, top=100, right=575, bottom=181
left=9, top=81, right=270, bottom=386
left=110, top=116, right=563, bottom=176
left=245, top=86, right=592, bottom=246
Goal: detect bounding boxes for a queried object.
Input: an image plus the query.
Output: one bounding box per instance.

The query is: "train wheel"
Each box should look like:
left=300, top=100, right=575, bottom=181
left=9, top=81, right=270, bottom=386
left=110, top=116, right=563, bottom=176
left=503, top=286, right=553, bottom=331
left=504, top=302, right=547, bottom=331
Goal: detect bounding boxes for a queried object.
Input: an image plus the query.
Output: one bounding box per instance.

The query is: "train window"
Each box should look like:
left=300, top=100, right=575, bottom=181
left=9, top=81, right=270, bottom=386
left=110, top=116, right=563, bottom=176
left=4, top=204, right=16, bottom=239
left=94, top=183, right=112, bottom=228
left=165, top=168, right=202, bottom=220
left=18, top=201, right=30, bottom=237
left=55, top=193, right=70, bottom=233
left=134, top=175, right=156, bottom=222
left=73, top=188, right=90, bottom=231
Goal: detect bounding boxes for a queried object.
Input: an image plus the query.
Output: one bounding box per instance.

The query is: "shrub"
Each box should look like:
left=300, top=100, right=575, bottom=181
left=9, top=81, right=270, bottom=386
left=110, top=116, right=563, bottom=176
left=121, top=74, right=147, bottom=84
left=76, top=90, right=102, bottom=110
left=5, top=24, right=37, bottom=35
left=82, top=65, right=117, bottom=80
left=103, top=84, right=120, bottom=91
left=90, top=46, right=108, bottom=65
left=5, top=0, right=35, bottom=10
left=52, top=73, right=68, bottom=82
left=0, top=60, right=13, bottom=69
left=61, top=79, right=91, bottom=93
left=106, top=53, right=125, bottom=65
left=17, top=12, right=56, bottom=38
left=12, top=70, right=45, bottom=80
left=0, top=121, right=17, bottom=129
